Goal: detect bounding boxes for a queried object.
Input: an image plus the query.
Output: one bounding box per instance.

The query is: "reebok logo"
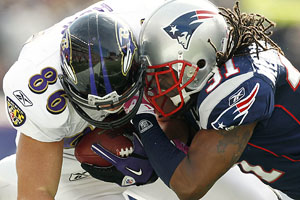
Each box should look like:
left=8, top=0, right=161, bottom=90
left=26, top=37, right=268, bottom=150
left=13, top=90, right=33, bottom=107
left=229, top=87, right=245, bottom=106
left=69, top=172, right=89, bottom=181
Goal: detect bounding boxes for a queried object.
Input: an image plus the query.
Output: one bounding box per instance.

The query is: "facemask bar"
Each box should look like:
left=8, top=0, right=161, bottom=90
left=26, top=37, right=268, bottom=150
left=60, top=79, right=134, bottom=111
left=88, top=91, right=125, bottom=114
left=59, top=63, right=145, bottom=111
left=67, top=86, right=144, bottom=129
left=58, top=65, right=146, bottom=129
left=144, top=60, right=199, bottom=117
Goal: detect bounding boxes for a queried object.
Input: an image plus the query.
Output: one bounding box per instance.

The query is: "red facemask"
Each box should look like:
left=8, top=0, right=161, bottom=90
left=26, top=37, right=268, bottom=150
left=145, top=60, right=199, bottom=117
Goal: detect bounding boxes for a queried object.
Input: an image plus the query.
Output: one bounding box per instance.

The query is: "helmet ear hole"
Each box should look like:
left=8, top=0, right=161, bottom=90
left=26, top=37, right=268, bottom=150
left=197, top=59, right=206, bottom=69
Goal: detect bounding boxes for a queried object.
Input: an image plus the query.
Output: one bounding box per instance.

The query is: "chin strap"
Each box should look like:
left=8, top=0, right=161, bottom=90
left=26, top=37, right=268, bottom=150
left=170, top=88, right=190, bottom=106
left=170, top=65, right=219, bottom=107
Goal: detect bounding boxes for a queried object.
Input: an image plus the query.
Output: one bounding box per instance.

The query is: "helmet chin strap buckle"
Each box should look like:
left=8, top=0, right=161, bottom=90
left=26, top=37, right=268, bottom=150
left=169, top=51, right=192, bottom=107
left=175, top=50, right=184, bottom=73
left=170, top=89, right=190, bottom=107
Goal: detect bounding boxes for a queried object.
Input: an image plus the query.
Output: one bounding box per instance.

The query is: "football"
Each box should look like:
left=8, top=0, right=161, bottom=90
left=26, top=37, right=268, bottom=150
left=75, top=125, right=134, bottom=167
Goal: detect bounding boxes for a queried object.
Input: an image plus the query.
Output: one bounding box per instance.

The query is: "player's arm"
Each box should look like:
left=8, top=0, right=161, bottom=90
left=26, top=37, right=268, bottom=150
left=132, top=112, right=256, bottom=200
left=155, top=94, right=196, bottom=143
left=16, top=133, right=64, bottom=199
left=170, top=122, right=256, bottom=199
left=156, top=115, right=192, bottom=144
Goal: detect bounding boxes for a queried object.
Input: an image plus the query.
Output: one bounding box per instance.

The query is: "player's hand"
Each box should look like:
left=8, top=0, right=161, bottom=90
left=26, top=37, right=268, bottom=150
left=124, top=92, right=155, bottom=116
left=81, top=164, right=130, bottom=185
left=84, top=133, right=158, bottom=186
left=81, top=163, right=157, bottom=187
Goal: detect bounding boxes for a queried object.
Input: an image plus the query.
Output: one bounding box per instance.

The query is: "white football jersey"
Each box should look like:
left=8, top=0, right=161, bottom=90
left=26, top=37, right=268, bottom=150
left=3, top=0, right=167, bottom=143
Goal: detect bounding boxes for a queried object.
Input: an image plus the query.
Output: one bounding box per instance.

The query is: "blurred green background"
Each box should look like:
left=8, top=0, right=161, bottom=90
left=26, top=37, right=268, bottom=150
left=242, top=0, right=300, bottom=25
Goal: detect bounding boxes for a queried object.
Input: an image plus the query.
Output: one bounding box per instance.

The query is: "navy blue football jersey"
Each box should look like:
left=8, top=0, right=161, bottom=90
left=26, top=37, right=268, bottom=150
left=193, top=45, right=300, bottom=199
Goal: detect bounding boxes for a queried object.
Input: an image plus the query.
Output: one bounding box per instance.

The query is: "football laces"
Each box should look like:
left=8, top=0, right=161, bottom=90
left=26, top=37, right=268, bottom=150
left=117, top=146, right=134, bottom=157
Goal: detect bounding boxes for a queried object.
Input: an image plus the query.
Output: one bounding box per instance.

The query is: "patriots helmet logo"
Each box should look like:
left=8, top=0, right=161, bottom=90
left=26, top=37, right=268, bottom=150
left=164, top=10, right=217, bottom=49
left=211, top=83, right=260, bottom=130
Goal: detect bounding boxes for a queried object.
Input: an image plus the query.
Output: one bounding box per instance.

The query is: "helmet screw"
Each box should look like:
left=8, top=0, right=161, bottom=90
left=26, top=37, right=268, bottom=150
left=178, top=50, right=183, bottom=60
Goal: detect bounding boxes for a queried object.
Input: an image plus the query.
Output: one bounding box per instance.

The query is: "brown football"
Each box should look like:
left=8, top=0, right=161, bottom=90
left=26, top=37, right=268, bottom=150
left=75, top=125, right=134, bottom=167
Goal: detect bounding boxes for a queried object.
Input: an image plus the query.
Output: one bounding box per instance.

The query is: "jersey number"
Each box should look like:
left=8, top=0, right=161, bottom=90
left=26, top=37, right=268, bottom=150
left=239, top=160, right=284, bottom=183
left=28, top=67, right=67, bottom=114
left=206, top=59, right=240, bottom=93
left=279, top=54, right=300, bottom=91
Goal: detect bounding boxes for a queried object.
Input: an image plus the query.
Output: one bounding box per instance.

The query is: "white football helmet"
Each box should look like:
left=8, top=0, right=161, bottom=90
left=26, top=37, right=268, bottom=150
left=139, top=0, right=229, bottom=117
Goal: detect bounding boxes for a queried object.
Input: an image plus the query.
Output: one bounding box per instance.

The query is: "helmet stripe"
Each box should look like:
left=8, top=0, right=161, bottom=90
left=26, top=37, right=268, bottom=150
left=88, top=40, right=98, bottom=96
left=98, top=38, right=113, bottom=94
left=96, top=14, right=112, bottom=95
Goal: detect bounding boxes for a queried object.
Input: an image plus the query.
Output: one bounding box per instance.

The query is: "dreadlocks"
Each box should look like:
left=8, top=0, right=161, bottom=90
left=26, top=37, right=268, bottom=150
left=210, top=1, right=284, bottom=67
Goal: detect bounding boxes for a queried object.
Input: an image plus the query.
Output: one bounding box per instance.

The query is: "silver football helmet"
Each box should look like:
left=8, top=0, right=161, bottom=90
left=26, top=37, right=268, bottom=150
left=139, top=0, right=229, bottom=117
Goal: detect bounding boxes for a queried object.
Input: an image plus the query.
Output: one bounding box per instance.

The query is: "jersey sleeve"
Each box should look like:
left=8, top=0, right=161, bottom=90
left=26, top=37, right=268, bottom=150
left=198, top=76, right=275, bottom=130
left=4, top=59, right=67, bottom=142
left=3, top=56, right=89, bottom=143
